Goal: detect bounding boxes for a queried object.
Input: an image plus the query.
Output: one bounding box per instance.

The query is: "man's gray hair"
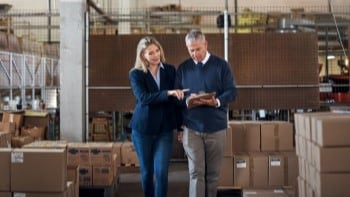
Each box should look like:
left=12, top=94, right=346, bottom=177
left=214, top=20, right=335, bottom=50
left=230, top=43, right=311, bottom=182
left=185, top=29, right=206, bottom=45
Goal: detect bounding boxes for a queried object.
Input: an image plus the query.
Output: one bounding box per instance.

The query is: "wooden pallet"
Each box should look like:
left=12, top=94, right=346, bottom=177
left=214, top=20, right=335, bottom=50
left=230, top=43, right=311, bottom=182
left=217, top=186, right=242, bottom=197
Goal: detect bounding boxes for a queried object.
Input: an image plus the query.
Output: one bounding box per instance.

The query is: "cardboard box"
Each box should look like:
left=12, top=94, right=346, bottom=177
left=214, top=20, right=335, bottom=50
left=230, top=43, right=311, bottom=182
left=11, top=148, right=67, bottom=192
left=0, top=148, right=11, bottom=191
left=268, top=154, right=285, bottom=186
left=229, top=121, right=260, bottom=153
left=121, top=141, right=139, bottom=166
left=11, top=136, right=35, bottom=148
left=313, top=145, right=350, bottom=172
left=284, top=152, right=298, bottom=187
left=261, top=121, right=294, bottom=152
left=249, top=153, right=268, bottom=187
left=2, top=112, right=24, bottom=135
left=0, top=132, right=11, bottom=148
left=21, top=126, right=45, bottom=140
left=67, top=166, right=79, bottom=197
left=297, top=177, right=306, bottom=197
left=89, top=142, right=114, bottom=165
left=218, top=156, right=234, bottom=186
left=113, top=142, right=122, bottom=166
left=79, top=165, right=92, bottom=186
left=93, top=165, right=114, bottom=186
left=315, top=172, right=350, bottom=197
left=23, top=140, right=68, bottom=149
left=66, top=181, right=74, bottom=197
left=315, top=116, right=350, bottom=147
left=67, top=143, right=90, bottom=166
left=234, top=154, right=250, bottom=187
left=0, top=122, right=16, bottom=135
left=224, top=126, right=233, bottom=156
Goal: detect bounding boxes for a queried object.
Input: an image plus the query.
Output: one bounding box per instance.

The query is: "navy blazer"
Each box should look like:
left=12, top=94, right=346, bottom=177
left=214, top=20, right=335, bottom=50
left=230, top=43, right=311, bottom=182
left=128, top=63, right=181, bottom=134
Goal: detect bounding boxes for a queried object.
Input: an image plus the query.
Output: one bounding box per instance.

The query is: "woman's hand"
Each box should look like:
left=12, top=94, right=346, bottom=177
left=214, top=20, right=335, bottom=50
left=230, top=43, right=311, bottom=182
left=167, top=89, right=189, bottom=100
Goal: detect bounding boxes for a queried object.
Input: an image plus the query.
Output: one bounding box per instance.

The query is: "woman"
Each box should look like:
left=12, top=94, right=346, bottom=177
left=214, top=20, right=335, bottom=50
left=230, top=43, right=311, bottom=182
left=128, top=36, right=185, bottom=197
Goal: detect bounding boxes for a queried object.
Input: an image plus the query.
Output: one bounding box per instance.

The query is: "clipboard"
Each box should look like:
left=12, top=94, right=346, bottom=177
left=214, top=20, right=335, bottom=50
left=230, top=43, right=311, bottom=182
left=188, top=92, right=216, bottom=109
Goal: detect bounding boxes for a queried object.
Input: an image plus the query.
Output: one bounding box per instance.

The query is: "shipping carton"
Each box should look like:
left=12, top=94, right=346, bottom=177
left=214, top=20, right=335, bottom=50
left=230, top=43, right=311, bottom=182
left=0, top=148, right=11, bottom=191
left=218, top=156, right=234, bottom=186
left=249, top=153, right=268, bottom=188
left=234, top=154, right=250, bottom=187
left=261, top=121, right=294, bottom=152
left=11, top=148, right=67, bottom=192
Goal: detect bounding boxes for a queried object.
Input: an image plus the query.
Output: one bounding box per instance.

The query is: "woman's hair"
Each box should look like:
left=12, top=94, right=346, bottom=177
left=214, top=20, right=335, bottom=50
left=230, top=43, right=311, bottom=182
left=133, top=36, right=166, bottom=73
left=185, top=29, right=206, bottom=45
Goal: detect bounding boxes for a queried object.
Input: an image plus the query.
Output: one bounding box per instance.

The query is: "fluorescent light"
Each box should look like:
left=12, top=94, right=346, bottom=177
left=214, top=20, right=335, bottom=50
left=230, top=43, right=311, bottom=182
left=327, top=55, right=335, bottom=60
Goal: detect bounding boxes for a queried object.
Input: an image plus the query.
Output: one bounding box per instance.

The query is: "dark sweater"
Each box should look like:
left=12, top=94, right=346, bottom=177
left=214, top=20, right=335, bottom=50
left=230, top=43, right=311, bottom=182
left=176, top=54, right=237, bottom=132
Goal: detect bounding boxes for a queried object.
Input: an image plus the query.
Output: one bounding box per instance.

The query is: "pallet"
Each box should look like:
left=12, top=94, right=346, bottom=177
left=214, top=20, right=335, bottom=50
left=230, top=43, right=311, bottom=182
left=79, top=178, right=118, bottom=197
left=217, top=186, right=242, bottom=197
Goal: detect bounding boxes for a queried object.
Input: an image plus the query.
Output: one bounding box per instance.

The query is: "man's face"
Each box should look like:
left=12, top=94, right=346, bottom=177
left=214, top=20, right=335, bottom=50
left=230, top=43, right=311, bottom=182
left=186, top=39, right=207, bottom=62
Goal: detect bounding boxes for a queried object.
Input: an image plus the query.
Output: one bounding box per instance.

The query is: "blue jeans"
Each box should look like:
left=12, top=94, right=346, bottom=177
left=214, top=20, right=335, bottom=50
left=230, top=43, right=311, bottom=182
left=132, top=130, right=173, bottom=197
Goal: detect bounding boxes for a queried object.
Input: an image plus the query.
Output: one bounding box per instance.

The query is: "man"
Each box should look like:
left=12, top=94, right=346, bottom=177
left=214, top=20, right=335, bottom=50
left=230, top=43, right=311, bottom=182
left=176, top=29, right=237, bottom=197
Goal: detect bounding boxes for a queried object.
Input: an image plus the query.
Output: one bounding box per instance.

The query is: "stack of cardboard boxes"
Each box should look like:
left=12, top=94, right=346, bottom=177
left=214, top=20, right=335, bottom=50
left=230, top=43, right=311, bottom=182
left=295, top=112, right=350, bottom=197
left=219, top=120, right=298, bottom=196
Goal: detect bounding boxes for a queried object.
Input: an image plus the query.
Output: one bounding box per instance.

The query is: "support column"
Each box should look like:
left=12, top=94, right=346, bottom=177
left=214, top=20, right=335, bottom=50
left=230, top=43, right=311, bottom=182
left=118, top=0, right=131, bottom=34
left=60, top=0, right=86, bottom=141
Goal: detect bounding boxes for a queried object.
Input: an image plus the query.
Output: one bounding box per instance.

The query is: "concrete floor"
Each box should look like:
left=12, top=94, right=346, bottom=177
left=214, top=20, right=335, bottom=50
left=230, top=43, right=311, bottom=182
left=80, top=161, right=242, bottom=197
left=115, top=161, right=189, bottom=197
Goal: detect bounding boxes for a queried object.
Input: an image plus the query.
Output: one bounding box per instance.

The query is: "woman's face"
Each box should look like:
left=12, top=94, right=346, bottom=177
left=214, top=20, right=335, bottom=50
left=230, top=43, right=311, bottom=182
left=143, top=43, right=161, bottom=67
left=186, top=39, right=207, bottom=62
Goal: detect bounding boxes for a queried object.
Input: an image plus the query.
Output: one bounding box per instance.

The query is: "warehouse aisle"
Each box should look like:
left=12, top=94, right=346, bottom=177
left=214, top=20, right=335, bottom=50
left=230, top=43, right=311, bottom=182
left=115, top=162, right=189, bottom=197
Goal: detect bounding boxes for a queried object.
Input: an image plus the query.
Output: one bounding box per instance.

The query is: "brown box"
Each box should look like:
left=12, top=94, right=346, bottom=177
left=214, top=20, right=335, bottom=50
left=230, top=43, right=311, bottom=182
left=268, top=154, right=285, bottom=186
left=249, top=153, right=268, bottom=188
left=113, top=142, right=122, bottom=166
left=93, top=165, right=114, bottom=186
left=121, top=141, right=139, bottom=166
left=23, top=140, right=68, bottom=149
left=313, top=145, right=350, bottom=172
left=2, top=112, right=23, bottom=135
left=79, top=165, right=92, bottom=186
left=315, top=116, right=350, bottom=147
left=21, top=126, right=45, bottom=140
left=298, top=177, right=306, bottom=197
left=229, top=121, right=260, bottom=153
left=67, top=166, right=79, bottom=197
left=0, top=132, right=11, bottom=148
left=67, top=181, right=75, bottom=197
left=0, top=122, right=15, bottom=135
left=224, top=126, right=233, bottom=156
left=67, top=143, right=90, bottom=166
left=261, top=121, right=294, bottom=152
left=11, top=136, right=35, bottom=148
left=0, top=148, right=11, bottom=191
left=89, top=142, right=114, bottom=165
left=284, top=152, right=298, bottom=187
left=218, top=156, right=234, bottom=186
left=11, top=148, right=67, bottom=192
left=315, top=172, right=350, bottom=197
left=234, top=154, right=250, bottom=187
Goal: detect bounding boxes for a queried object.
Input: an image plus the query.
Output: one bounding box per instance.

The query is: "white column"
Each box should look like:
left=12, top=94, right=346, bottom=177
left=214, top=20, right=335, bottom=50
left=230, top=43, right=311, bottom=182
left=60, top=0, right=86, bottom=142
left=118, top=0, right=131, bottom=34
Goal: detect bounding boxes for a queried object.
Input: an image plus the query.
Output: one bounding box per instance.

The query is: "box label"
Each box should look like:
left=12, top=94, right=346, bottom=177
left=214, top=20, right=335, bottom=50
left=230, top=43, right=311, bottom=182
left=11, top=151, right=24, bottom=163
left=236, top=160, right=247, bottom=168
left=270, top=158, right=281, bottom=166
